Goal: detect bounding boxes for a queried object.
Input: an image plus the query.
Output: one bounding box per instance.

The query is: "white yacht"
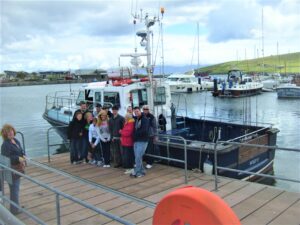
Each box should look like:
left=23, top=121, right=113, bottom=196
left=165, top=74, right=201, bottom=93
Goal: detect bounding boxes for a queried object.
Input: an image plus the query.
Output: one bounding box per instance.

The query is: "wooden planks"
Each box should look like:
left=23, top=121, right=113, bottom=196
left=1, top=152, right=298, bottom=225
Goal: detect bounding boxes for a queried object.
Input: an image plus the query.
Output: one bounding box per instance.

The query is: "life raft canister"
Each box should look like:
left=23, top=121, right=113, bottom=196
left=153, top=186, right=241, bottom=225
left=112, top=78, right=133, bottom=86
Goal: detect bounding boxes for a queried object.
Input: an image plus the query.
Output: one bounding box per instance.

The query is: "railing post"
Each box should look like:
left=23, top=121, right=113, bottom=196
left=0, top=169, right=5, bottom=197
left=214, top=141, right=218, bottom=191
left=47, top=128, right=51, bottom=163
left=56, top=194, right=61, bottom=225
left=184, top=139, right=187, bottom=184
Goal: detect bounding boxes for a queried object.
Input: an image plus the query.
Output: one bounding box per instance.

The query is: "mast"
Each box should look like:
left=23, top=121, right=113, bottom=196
left=261, top=8, right=265, bottom=76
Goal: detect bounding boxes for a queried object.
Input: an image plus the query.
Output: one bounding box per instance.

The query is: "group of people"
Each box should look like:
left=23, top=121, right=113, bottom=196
left=68, top=101, right=159, bottom=178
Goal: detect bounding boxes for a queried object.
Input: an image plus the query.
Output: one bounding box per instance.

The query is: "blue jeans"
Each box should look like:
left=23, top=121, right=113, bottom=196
left=133, top=142, right=148, bottom=176
left=80, top=137, right=89, bottom=162
left=70, top=138, right=82, bottom=163
left=9, top=177, right=21, bottom=214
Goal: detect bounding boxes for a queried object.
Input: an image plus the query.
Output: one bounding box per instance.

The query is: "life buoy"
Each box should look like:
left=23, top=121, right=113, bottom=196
left=153, top=186, right=241, bottom=225
left=112, top=78, right=133, bottom=86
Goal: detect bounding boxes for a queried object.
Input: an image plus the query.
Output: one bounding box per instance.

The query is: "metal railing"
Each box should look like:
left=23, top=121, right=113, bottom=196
left=0, top=163, right=134, bottom=225
left=16, top=131, right=26, bottom=154
left=213, top=141, right=300, bottom=191
left=47, top=126, right=70, bottom=162
left=150, top=134, right=188, bottom=184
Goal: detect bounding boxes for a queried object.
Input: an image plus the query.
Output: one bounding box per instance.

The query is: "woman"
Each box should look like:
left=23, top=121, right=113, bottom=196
left=1, top=124, right=26, bottom=215
left=119, top=113, right=135, bottom=172
left=97, top=110, right=111, bottom=167
left=82, top=112, right=93, bottom=163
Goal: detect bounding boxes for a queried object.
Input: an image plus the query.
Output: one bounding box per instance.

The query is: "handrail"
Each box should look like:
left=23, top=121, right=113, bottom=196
left=199, top=115, right=274, bottom=127
left=226, top=127, right=269, bottom=143
left=213, top=141, right=300, bottom=191
left=47, top=126, right=70, bottom=163
left=16, top=131, right=26, bottom=155
left=152, top=134, right=188, bottom=184
left=0, top=163, right=135, bottom=225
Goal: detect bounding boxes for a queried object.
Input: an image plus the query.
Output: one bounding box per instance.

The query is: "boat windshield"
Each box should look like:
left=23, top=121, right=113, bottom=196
left=76, top=91, right=85, bottom=105
left=154, top=87, right=166, bottom=105
left=104, top=92, right=120, bottom=108
left=168, top=78, right=179, bottom=81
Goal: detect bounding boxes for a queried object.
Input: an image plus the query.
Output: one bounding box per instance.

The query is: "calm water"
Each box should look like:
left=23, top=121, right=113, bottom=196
left=0, top=84, right=299, bottom=192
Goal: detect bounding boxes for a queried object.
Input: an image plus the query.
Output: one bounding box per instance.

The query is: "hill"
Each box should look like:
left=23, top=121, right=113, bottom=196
left=194, top=52, right=300, bottom=75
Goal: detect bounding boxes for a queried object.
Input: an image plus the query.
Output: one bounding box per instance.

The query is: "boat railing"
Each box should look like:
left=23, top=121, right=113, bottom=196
left=0, top=161, right=135, bottom=225
left=151, top=134, right=188, bottom=184
left=213, top=141, right=300, bottom=191
left=226, top=126, right=271, bottom=143
left=199, top=115, right=274, bottom=128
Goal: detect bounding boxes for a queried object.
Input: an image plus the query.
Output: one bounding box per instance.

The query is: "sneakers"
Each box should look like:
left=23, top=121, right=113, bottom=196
left=89, top=160, right=96, bottom=165
left=124, top=169, right=134, bottom=174
left=146, top=164, right=152, bottom=169
left=103, top=164, right=111, bottom=168
left=97, top=161, right=103, bottom=167
left=136, top=174, right=145, bottom=178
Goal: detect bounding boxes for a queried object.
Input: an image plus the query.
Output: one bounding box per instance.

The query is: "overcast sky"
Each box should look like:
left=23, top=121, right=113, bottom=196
left=1, top=0, right=300, bottom=72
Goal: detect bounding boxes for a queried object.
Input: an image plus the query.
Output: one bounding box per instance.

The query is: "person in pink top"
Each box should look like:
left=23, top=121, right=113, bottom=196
left=120, top=113, right=135, bottom=172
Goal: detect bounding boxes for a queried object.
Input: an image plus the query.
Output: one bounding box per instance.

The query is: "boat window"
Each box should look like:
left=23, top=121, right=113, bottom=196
left=95, top=92, right=101, bottom=104
left=154, top=87, right=166, bottom=105
left=168, top=78, right=178, bottom=82
left=181, top=78, right=191, bottom=83
left=131, top=89, right=148, bottom=108
left=104, top=92, right=120, bottom=108
left=76, top=91, right=85, bottom=105
left=85, top=89, right=94, bottom=106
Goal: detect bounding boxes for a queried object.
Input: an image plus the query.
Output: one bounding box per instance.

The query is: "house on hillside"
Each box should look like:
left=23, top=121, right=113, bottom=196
left=74, top=69, right=107, bottom=82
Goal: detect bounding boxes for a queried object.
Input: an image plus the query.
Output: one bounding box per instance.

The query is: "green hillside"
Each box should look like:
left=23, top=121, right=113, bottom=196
left=194, top=52, right=300, bottom=75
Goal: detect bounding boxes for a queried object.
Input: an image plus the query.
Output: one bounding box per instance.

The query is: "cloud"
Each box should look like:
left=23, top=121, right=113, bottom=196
left=1, top=0, right=299, bottom=72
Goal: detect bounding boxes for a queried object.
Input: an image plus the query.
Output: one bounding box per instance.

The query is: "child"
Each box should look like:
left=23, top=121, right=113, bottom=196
left=98, top=110, right=111, bottom=167
left=88, top=117, right=102, bottom=166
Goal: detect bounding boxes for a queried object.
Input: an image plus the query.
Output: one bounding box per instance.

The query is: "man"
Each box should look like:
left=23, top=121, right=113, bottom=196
left=73, top=101, right=87, bottom=120
left=109, top=105, right=125, bottom=167
left=93, top=103, right=102, bottom=117
left=142, top=105, right=158, bottom=169
left=131, top=106, right=149, bottom=178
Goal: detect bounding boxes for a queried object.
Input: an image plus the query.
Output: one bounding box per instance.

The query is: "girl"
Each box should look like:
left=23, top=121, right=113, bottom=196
left=120, top=113, right=135, bottom=172
left=97, top=110, right=111, bottom=167
left=89, top=117, right=102, bottom=166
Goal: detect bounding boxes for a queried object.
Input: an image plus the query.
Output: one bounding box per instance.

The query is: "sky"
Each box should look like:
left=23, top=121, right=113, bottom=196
left=1, top=0, right=300, bottom=73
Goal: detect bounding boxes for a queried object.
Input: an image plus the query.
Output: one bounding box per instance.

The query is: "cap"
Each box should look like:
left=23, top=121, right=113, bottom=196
left=112, top=105, right=119, bottom=110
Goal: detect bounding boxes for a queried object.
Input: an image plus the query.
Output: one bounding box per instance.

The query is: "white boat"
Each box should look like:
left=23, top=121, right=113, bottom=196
left=43, top=9, right=279, bottom=181
left=212, top=69, right=263, bottom=97
left=277, top=83, right=300, bottom=98
left=165, top=74, right=201, bottom=93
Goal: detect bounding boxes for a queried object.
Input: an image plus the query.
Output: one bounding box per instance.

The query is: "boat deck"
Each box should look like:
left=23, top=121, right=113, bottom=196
left=3, top=153, right=300, bottom=225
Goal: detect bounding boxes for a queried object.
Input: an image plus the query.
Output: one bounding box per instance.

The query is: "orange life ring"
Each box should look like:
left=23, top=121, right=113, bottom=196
left=153, top=186, right=241, bottom=225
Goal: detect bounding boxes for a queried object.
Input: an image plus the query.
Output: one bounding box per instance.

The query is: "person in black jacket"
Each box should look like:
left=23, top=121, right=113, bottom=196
left=68, top=111, right=84, bottom=164
left=1, top=124, right=26, bottom=215
left=131, top=106, right=149, bottom=178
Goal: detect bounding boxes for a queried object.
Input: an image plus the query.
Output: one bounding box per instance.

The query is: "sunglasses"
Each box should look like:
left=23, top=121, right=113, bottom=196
left=143, top=108, right=149, bottom=110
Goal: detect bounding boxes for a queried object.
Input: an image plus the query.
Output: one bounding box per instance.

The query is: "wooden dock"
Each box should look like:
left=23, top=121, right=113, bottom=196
left=3, top=153, right=300, bottom=225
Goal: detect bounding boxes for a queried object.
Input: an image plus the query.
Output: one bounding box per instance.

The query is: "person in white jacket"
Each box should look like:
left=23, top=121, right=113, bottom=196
left=88, top=118, right=102, bottom=166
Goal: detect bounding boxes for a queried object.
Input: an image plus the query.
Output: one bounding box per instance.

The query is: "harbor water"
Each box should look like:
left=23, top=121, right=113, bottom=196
left=0, top=83, right=299, bottom=192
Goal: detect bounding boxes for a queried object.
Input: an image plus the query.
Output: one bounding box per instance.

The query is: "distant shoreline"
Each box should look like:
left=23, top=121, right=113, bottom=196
left=0, top=80, right=84, bottom=87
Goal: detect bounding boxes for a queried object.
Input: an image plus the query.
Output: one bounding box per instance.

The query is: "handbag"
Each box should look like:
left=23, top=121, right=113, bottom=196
left=12, top=159, right=26, bottom=174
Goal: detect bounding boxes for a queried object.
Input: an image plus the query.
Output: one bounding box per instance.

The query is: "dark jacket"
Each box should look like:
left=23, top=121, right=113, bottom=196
left=1, top=138, right=25, bottom=166
left=144, top=112, right=157, bottom=137
left=68, top=118, right=84, bottom=140
left=109, top=114, right=124, bottom=138
left=134, top=115, right=150, bottom=142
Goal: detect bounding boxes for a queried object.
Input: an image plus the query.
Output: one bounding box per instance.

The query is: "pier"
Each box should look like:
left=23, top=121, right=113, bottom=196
left=1, top=153, right=299, bottom=225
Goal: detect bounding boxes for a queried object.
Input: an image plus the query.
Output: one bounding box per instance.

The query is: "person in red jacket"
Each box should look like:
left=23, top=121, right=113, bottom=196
left=119, top=113, right=135, bottom=172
